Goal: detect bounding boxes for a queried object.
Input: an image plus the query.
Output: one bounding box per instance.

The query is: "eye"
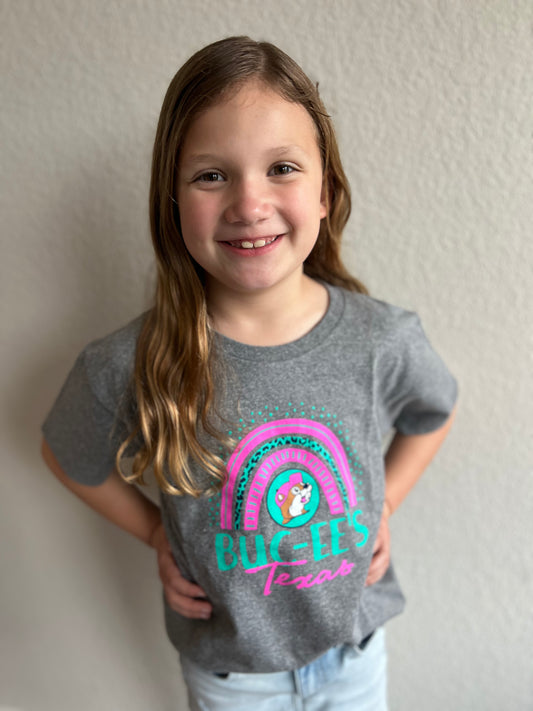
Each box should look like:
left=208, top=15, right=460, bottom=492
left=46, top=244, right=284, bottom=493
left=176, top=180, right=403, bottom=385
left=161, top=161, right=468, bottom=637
left=291, top=486, right=301, bottom=495
left=195, top=171, right=225, bottom=183
left=269, top=163, right=297, bottom=177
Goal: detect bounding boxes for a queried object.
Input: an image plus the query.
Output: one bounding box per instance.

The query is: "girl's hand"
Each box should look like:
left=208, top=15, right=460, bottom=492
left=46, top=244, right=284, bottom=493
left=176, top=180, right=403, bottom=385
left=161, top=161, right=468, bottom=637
left=150, top=523, right=212, bottom=619
left=365, top=502, right=391, bottom=587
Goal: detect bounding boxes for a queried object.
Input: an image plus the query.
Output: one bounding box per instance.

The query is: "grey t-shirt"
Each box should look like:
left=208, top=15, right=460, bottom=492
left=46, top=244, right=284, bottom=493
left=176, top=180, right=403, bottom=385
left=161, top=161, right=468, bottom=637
left=43, top=284, right=458, bottom=673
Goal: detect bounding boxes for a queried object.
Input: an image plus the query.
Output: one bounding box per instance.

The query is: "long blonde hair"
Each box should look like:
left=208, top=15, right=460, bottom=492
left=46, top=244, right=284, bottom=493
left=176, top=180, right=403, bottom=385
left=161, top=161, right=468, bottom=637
left=117, top=36, right=368, bottom=496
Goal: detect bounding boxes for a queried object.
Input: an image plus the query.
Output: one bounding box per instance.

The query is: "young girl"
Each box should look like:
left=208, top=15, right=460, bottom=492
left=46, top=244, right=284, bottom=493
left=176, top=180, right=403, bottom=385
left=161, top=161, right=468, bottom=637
left=42, top=36, right=457, bottom=710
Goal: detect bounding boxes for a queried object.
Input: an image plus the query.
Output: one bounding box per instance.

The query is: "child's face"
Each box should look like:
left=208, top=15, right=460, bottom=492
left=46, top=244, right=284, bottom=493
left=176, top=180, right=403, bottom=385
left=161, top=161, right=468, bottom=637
left=177, top=80, right=327, bottom=300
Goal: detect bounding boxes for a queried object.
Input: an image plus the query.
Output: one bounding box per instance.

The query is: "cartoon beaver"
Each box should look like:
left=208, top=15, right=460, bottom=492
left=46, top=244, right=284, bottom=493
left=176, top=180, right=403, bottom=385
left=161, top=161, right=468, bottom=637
left=275, top=473, right=313, bottom=524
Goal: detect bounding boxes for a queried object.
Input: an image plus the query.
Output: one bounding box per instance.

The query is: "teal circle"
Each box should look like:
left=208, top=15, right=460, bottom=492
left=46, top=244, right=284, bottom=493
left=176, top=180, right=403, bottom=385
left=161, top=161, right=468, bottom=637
left=267, top=470, right=320, bottom=528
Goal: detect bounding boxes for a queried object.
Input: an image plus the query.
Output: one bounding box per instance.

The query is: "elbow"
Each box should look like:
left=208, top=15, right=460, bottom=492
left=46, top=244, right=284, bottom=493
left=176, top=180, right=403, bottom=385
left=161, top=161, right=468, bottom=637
left=447, top=401, right=458, bottom=427
left=41, top=437, right=52, bottom=468
left=41, top=438, right=68, bottom=485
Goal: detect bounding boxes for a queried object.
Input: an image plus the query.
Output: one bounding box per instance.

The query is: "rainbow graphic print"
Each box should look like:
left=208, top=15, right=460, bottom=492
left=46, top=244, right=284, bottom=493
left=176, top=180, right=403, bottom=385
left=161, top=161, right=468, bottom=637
left=222, top=418, right=356, bottom=529
left=209, top=402, right=371, bottom=597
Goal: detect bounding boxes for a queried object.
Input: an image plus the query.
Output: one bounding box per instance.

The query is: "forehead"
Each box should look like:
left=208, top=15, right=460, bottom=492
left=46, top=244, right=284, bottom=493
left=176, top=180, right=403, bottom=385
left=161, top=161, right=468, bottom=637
left=180, top=80, right=320, bottom=156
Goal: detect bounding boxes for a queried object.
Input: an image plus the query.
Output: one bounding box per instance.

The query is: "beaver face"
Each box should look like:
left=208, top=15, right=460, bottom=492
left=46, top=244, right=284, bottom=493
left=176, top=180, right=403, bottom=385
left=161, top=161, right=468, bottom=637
left=279, top=481, right=312, bottom=523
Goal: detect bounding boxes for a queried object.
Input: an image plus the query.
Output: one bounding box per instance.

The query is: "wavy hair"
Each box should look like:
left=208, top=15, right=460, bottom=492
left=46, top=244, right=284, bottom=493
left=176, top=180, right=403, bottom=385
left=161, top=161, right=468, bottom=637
left=117, top=36, right=368, bottom=496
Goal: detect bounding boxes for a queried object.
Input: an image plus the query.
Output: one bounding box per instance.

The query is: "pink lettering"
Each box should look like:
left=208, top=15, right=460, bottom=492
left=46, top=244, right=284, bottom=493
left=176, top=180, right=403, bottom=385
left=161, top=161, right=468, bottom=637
left=245, top=558, right=355, bottom=596
left=314, top=569, right=334, bottom=585
left=294, top=574, right=315, bottom=589
left=246, top=559, right=308, bottom=596
left=337, top=558, right=355, bottom=576
left=275, top=572, right=293, bottom=585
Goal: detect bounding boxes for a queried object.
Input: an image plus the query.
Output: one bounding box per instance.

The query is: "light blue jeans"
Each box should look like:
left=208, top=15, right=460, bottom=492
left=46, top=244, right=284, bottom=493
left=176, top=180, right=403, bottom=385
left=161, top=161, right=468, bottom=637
left=180, top=627, right=387, bottom=711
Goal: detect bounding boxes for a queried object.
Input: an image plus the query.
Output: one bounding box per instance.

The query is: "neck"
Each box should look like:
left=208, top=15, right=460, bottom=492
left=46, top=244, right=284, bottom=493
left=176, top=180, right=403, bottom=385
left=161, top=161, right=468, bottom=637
left=206, top=274, right=329, bottom=346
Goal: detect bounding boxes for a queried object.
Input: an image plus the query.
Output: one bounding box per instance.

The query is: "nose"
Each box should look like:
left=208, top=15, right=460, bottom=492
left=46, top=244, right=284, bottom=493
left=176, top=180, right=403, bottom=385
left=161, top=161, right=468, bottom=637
left=223, top=177, right=274, bottom=225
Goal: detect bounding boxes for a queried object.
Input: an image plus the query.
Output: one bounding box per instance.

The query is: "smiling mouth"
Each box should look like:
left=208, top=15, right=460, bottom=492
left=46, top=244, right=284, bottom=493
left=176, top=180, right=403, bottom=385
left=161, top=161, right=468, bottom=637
left=223, top=235, right=280, bottom=250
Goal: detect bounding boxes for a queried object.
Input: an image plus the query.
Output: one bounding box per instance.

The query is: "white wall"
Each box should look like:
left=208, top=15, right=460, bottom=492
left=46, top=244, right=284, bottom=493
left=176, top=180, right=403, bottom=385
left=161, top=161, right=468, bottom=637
left=2, top=1, right=532, bottom=709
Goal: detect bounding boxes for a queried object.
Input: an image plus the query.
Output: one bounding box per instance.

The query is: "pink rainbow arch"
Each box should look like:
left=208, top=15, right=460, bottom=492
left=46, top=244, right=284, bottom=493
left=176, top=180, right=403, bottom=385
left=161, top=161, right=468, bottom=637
left=220, top=418, right=356, bottom=529
left=242, top=447, right=345, bottom=530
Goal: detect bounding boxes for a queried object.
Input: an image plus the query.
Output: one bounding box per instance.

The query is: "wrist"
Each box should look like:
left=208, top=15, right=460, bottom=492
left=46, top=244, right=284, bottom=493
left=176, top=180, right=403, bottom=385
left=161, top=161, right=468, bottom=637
left=383, top=499, right=393, bottom=519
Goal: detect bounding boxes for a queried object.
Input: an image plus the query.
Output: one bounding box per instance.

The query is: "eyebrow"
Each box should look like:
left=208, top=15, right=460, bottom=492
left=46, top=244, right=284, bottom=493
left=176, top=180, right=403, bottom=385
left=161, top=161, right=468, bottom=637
left=270, top=145, right=308, bottom=156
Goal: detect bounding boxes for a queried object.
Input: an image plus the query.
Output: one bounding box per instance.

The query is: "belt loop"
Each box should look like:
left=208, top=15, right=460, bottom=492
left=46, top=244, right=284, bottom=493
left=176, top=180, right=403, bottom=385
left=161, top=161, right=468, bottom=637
left=293, top=666, right=303, bottom=698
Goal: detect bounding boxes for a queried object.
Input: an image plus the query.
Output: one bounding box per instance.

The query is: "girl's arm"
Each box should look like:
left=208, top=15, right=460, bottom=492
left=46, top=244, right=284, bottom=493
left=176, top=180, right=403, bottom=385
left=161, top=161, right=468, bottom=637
left=365, top=405, right=457, bottom=586
left=383, top=404, right=457, bottom=516
left=41, top=438, right=212, bottom=619
left=42, top=438, right=161, bottom=545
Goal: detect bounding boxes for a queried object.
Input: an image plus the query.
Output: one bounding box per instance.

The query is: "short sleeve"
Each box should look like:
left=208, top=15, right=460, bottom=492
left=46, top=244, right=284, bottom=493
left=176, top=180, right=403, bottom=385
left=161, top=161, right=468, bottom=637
left=376, top=310, right=458, bottom=436
left=42, top=318, right=142, bottom=486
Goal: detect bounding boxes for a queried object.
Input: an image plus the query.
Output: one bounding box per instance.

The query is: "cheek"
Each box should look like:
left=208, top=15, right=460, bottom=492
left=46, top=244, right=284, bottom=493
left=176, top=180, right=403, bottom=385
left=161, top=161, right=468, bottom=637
left=178, top=196, right=215, bottom=243
left=287, top=183, right=326, bottom=226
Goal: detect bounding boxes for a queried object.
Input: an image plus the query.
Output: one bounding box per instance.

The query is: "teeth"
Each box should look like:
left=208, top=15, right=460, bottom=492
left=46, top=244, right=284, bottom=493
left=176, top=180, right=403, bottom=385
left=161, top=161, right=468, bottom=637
left=229, top=236, right=278, bottom=249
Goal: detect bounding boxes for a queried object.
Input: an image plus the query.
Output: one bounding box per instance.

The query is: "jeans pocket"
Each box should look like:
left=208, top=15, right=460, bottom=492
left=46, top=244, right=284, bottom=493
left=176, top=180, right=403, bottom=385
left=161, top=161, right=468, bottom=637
left=345, top=629, right=378, bottom=658
left=358, top=630, right=376, bottom=652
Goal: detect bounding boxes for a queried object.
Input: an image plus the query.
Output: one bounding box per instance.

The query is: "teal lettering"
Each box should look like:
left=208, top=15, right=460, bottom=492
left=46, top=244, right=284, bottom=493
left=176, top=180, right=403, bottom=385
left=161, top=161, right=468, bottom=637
left=215, top=533, right=238, bottom=571
left=352, top=510, right=369, bottom=547
left=270, top=530, right=292, bottom=562
left=330, top=517, right=349, bottom=555
left=239, top=535, right=268, bottom=570
left=310, top=521, right=330, bottom=561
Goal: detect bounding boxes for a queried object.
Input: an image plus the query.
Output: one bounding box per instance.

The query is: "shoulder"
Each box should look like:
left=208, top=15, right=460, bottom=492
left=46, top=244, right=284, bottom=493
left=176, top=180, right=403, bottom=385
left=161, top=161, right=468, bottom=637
left=81, top=312, right=147, bottom=366
left=334, top=287, right=420, bottom=347
left=77, top=312, right=148, bottom=409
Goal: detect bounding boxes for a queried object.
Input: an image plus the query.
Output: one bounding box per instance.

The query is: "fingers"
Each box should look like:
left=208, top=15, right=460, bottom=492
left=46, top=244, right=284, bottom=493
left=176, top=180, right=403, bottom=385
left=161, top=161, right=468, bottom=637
left=165, top=585, right=213, bottom=620
left=150, top=522, right=213, bottom=619
left=170, top=569, right=208, bottom=600
left=365, top=541, right=390, bottom=587
left=365, top=514, right=391, bottom=587
left=157, top=546, right=212, bottom=619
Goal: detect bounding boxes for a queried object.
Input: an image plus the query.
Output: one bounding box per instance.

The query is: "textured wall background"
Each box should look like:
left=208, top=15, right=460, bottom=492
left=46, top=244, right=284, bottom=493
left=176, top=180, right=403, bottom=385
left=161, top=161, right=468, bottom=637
left=1, top=1, right=532, bottom=709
